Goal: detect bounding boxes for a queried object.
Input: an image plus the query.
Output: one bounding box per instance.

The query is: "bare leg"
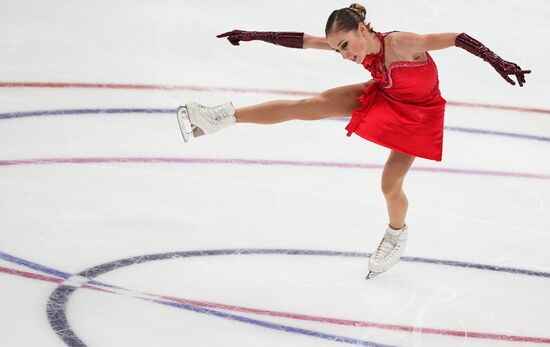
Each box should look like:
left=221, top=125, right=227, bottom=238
left=381, top=150, right=416, bottom=229
left=236, top=82, right=370, bottom=124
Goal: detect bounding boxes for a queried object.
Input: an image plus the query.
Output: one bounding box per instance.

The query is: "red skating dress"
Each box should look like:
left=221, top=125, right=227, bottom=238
left=345, top=32, right=447, bottom=161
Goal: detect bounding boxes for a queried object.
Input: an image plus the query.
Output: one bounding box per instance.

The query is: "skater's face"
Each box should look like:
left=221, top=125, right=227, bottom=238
left=327, top=23, right=370, bottom=64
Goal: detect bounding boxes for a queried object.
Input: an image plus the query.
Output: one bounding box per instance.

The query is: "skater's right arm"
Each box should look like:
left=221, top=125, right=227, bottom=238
left=303, top=34, right=333, bottom=50
left=217, top=30, right=333, bottom=50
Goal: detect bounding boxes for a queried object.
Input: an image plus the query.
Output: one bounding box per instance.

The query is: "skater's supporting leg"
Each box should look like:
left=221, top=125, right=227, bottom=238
left=381, top=150, right=415, bottom=229
left=236, top=81, right=370, bottom=124
left=366, top=151, right=414, bottom=279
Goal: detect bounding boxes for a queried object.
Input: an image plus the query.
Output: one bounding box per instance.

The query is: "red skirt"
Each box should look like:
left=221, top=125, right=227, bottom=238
left=346, top=55, right=447, bottom=161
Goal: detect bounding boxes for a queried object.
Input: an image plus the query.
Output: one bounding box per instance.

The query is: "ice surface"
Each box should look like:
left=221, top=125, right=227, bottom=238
left=1, top=1, right=549, bottom=346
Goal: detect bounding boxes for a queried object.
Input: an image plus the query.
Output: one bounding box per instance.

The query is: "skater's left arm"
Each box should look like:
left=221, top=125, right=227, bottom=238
left=392, top=31, right=531, bottom=86
left=390, top=32, right=460, bottom=53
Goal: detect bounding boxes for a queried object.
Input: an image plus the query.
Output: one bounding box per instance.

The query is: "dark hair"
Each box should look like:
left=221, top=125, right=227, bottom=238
left=325, top=4, right=368, bottom=35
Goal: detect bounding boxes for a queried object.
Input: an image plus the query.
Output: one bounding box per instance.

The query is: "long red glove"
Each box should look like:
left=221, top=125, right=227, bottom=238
left=217, top=30, right=304, bottom=49
left=455, top=33, right=531, bottom=87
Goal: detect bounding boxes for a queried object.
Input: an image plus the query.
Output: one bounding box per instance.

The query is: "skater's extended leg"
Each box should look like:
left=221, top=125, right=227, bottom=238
left=381, top=150, right=415, bottom=229
left=176, top=81, right=370, bottom=141
left=236, top=81, right=370, bottom=124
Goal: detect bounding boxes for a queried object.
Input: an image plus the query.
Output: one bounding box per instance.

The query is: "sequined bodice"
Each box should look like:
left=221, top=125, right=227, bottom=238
left=361, top=31, right=440, bottom=102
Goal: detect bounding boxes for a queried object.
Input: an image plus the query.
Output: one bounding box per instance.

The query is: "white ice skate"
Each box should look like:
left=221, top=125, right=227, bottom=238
left=366, top=225, right=408, bottom=279
left=176, top=101, right=236, bottom=142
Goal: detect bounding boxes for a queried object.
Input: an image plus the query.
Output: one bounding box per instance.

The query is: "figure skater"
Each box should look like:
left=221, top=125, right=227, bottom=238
left=176, top=4, right=530, bottom=279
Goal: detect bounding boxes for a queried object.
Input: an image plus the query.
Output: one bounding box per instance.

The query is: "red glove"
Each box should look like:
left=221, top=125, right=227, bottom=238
left=217, top=30, right=304, bottom=49
left=455, top=33, right=531, bottom=87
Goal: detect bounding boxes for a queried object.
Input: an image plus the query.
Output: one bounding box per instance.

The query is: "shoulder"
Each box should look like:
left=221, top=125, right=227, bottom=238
left=385, top=32, right=421, bottom=51
left=388, top=31, right=461, bottom=53
left=383, top=32, right=423, bottom=60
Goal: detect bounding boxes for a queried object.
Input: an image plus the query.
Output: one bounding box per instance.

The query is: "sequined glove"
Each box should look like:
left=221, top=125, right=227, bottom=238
left=455, top=33, right=531, bottom=87
left=216, top=30, right=304, bottom=49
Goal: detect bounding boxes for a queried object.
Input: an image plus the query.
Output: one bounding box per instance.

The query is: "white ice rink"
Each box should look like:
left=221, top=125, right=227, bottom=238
left=1, top=1, right=549, bottom=346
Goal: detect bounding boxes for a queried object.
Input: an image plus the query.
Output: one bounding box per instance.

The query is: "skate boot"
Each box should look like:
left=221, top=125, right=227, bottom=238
left=366, top=225, right=408, bottom=279
left=176, top=101, right=236, bottom=142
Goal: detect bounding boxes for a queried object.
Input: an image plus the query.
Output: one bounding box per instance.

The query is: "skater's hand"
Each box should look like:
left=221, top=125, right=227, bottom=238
left=217, top=30, right=254, bottom=46
left=493, top=59, right=531, bottom=87
left=455, top=33, right=531, bottom=87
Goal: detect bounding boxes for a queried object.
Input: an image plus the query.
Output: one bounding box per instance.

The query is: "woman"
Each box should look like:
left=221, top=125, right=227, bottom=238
left=176, top=4, right=530, bottom=279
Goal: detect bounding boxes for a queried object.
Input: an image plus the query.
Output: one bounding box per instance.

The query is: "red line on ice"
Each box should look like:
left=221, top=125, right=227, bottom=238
left=0, top=157, right=549, bottom=180
left=160, top=296, right=550, bottom=344
left=1, top=81, right=549, bottom=115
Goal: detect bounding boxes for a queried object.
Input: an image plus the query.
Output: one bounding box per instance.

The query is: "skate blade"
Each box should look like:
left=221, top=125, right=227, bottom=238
left=176, top=106, right=193, bottom=143
left=366, top=271, right=381, bottom=280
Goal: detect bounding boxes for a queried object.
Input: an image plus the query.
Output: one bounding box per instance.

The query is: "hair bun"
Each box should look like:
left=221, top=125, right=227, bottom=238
left=348, top=3, right=367, bottom=21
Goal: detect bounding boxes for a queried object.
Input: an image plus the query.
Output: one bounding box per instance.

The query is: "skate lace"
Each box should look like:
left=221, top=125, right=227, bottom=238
left=199, top=104, right=227, bottom=122
left=373, top=236, right=398, bottom=261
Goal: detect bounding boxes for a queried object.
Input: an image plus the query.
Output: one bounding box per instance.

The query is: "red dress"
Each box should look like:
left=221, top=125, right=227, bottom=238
left=345, top=32, right=447, bottom=161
